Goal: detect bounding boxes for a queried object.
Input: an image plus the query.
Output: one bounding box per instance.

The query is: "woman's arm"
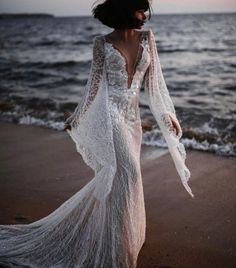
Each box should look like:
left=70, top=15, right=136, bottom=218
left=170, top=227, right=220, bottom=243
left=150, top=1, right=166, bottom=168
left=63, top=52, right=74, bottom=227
left=143, top=29, right=194, bottom=198
left=144, top=29, right=182, bottom=139
left=64, top=36, right=105, bottom=131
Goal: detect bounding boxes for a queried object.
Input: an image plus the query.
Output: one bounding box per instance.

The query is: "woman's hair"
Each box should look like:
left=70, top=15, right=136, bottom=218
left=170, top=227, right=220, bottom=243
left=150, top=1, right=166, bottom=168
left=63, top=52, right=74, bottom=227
left=92, top=0, right=153, bottom=29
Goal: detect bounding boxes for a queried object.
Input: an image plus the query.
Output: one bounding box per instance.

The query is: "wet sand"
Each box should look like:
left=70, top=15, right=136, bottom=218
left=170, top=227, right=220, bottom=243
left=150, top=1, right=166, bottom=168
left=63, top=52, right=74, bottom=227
left=0, top=121, right=235, bottom=268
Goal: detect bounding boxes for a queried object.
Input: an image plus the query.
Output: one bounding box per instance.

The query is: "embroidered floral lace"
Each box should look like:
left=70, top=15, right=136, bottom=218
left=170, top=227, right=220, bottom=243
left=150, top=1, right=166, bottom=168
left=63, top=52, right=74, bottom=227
left=0, top=29, right=194, bottom=268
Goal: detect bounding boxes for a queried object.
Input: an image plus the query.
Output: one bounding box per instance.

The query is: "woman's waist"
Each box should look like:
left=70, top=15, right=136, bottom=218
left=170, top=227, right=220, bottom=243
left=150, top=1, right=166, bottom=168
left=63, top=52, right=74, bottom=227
left=108, top=91, right=140, bottom=122
left=108, top=86, right=140, bottom=98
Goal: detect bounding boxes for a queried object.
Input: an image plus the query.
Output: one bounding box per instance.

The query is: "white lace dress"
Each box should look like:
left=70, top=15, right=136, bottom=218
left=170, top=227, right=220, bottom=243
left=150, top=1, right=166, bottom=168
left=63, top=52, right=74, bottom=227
left=0, top=29, right=193, bottom=268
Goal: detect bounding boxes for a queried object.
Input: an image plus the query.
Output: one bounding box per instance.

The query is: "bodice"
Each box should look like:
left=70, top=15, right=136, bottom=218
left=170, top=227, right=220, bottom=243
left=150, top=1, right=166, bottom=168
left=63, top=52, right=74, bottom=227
left=104, top=33, right=151, bottom=94
left=65, top=29, right=194, bottom=198
left=102, top=32, right=151, bottom=123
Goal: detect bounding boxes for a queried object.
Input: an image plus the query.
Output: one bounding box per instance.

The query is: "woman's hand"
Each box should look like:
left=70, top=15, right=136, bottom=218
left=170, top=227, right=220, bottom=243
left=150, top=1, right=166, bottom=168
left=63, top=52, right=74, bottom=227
left=64, top=111, right=72, bottom=120
left=63, top=111, right=72, bottom=131
left=63, top=123, right=71, bottom=131
left=169, top=114, right=182, bottom=138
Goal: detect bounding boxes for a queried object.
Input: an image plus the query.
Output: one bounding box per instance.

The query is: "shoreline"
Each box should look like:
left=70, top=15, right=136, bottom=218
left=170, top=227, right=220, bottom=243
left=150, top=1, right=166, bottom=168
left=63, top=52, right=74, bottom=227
left=0, top=121, right=235, bottom=267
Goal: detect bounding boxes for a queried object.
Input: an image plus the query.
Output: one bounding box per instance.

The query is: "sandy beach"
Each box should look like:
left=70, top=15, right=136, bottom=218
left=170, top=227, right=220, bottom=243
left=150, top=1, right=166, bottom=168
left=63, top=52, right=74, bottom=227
left=0, top=121, right=235, bottom=268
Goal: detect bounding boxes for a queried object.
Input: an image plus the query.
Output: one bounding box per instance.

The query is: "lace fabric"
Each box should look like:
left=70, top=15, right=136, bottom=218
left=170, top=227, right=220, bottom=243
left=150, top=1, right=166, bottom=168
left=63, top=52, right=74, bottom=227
left=66, top=30, right=194, bottom=198
left=104, top=32, right=151, bottom=125
left=0, top=28, right=194, bottom=268
left=65, top=37, right=105, bottom=128
left=143, top=29, right=194, bottom=198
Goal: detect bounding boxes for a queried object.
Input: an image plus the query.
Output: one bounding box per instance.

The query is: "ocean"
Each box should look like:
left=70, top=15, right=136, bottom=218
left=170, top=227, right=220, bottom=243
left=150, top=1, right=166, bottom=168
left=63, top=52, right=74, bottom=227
left=0, top=13, right=235, bottom=156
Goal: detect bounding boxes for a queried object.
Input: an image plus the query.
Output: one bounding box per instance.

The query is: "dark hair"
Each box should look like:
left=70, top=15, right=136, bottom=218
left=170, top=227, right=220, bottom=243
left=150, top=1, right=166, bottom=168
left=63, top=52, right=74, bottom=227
left=92, top=0, right=153, bottom=29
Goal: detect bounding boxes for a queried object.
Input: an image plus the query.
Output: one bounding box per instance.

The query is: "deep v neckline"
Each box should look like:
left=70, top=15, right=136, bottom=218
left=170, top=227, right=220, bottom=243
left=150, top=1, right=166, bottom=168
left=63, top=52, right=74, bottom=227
left=103, top=31, right=145, bottom=89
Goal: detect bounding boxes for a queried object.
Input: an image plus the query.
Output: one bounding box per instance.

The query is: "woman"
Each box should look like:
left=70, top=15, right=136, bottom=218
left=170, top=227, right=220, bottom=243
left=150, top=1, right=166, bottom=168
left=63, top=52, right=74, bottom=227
left=0, top=0, right=194, bottom=267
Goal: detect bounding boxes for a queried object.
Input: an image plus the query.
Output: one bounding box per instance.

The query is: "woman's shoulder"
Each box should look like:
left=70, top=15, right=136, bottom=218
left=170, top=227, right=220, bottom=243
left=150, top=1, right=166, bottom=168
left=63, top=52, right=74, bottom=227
left=138, top=29, right=153, bottom=42
left=141, top=29, right=153, bottom=35
left=143, top=29, right=152, bottom=34
left=93, top=29, right=153, bottom=44
left=92, top=35, right=105, bottom=48
left=142, top=29, right=151, bottom=39
left=93, top=35, right=104, bottom=42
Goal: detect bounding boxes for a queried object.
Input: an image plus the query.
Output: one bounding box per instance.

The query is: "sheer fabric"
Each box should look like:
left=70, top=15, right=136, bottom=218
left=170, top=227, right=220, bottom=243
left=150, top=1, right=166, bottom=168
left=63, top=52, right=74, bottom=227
left=0, top=29, right=194, bottom=268
left=66, top=29, right=194, bottom=198
left=143, top=30, right=194, bottom=198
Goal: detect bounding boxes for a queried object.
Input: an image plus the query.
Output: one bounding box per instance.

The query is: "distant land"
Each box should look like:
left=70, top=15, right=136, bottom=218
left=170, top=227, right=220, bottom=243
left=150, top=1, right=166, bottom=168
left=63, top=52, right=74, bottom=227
left=0, top=11, right=235, bottom=19
left=0, top=13, right=55, bottom=19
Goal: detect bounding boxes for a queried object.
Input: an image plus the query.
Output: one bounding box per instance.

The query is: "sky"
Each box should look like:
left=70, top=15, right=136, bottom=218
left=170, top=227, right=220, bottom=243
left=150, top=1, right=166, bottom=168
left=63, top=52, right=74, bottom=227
left=1, top=0, right=236, bottom=16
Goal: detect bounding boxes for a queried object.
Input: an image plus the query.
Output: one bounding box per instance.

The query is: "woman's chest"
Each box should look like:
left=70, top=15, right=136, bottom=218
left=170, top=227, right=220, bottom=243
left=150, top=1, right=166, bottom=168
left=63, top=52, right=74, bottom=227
left=103, top=38, right=151, bottom=91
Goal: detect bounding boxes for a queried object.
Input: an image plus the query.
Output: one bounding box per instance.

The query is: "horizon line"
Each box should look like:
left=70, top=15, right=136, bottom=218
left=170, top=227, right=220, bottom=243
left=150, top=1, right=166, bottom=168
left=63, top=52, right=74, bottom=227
left=0, top=11, right=236, bottom=17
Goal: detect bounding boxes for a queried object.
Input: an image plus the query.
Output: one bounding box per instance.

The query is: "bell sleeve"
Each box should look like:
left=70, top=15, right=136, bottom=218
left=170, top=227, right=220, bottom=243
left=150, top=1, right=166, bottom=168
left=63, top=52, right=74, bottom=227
left=64, top=35, right=117, bottom=202
left=65, top=36, right=105, bottom=128
left=143, top=29, right=195, bottom=198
